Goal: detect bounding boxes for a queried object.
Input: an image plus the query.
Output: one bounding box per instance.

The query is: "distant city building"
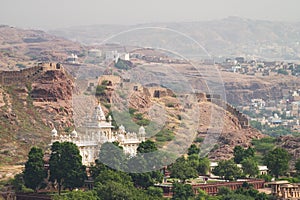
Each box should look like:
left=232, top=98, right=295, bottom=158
left=270, top=113, right=282, bottom=126
left=251, top=99, right=266, bottom=110
left=105, top=50, right=130, bottom=63
left=66, top=53, right=79, bottom=64
left=50, top=103, right=145, bottom=166
left=123, top=53, right=130, bottom=61
left=105, top=50, right=118, bottom=60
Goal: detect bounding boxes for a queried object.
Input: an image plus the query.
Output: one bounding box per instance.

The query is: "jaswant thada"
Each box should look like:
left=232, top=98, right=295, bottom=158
left=50, top=102, right=146, bottom=166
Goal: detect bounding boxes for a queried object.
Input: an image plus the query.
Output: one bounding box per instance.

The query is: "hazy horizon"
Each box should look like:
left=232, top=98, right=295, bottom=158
left=1, top=0, right=300, bottom=30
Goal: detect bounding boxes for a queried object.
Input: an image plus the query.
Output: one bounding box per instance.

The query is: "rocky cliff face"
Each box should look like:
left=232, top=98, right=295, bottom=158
left=0, top=67, right=74, bottom=167
left=31, top=69, right=74, bottom=129
left=196, top=100, right=264, bottom=160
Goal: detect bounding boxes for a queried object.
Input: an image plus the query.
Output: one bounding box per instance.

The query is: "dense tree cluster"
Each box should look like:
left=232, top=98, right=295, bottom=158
left=19, top=143, right=87, bottom=195
left=89, top=140, right=165, bottom=200
left=264, top=147, right=291, bottom=178
left=169, top=144, right=210, bottom=183
left=233, top=146, right=255, bottom=164
left=232, top=146, right=259, bottom=178
left=241, top=158, right=259, bottom=178
left=16, top=140, right=288, bottom=200
left=212, top=159, right=242, bottom=181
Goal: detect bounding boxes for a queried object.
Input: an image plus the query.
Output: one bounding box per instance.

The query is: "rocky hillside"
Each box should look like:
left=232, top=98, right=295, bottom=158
left=97, top=71, right=265, bottom=161
left=0, top=66, right=73, bottom=167
left=0, top=62, right=266, bottom=180
left=197, top=101, right=264, bottom=160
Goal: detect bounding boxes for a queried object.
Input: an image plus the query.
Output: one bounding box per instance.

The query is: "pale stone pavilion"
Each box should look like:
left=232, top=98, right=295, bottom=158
left=50, top=103, right=146, bottom=166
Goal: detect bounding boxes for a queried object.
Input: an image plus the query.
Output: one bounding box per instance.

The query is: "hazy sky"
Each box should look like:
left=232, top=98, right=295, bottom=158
left=1, top=0, right=300, bottom=30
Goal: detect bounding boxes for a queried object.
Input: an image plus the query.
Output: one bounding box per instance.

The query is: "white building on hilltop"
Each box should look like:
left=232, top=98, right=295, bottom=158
left=51, top=103, right=146, bottom=166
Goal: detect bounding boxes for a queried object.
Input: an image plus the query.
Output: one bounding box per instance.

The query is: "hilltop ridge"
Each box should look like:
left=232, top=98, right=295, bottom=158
left=49, top=17, right=300, bottom=60
left=0, top=25, right=83, bottom=70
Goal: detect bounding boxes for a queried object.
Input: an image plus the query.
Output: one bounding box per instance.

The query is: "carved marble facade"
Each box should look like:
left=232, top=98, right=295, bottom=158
left=51, top=103, right=146, bottom=166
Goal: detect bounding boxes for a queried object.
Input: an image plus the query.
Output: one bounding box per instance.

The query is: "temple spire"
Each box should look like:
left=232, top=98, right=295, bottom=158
left=94, top=101, right=106, bottom=121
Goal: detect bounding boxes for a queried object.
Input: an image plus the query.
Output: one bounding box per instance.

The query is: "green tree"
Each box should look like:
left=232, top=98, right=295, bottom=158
left=233, top=146, right=254, bottom=164
left=137, top=140, right=158, bottom=154
left=98, top=142, right=127, bottom=171
left=169, top=156, right=198, bottom=183
left=95, top=85, right=106, bottom=96
left=130, top=171, right=163, bottom=189
left=89, top=160, right=109, bottom=179
left=172, top=182, right=194, bottom=200
left=212, top=159, right=242, bottom=181
left=277, top=69, right=288, bottom=75
left=222, top=193, right=254, bottom=200
left=11, top=173, right=27, bottom=192
left=233, top=146, right=244, bottom=164
left=146, top=186, right=163, bottom=198
left=217, top=186, right=232, bottom=196
left=197, top=157, right=210, bottom=175
left=94, top=169, right=133, bottom=186
left=195, top=189, right=208, bottom=200
left=195, top=189, right=220, bottom=200
left=94, top=169, right=148, bottom=200
left=244, top=147, right=255, bottom=158
left=53, top=190, right=99, bottom=200
left=49, top=142, right=87, bottom=195
left=264, top=147, right=291, bottom=178
left=250, top=121, right=262, bottom=131
left=262, top=126, right=293, bottom=137
left=128, top=140, right=163, bottom=188
left=23, top=147, right=47, bottom=192
left=114, top=59, right=131, bottom=70
left=295, top=158, right=300, bottom=175
left=255, top=192, right=269, bottom=200
left=241, top=158, right=259, bottom=178
left=96, top=180, right=135, bottom=200
left=235, top=185, right=269, bottom=200
left=257, top=174, right=272, bottom=182
left=187, top=144, right=200, bottom=155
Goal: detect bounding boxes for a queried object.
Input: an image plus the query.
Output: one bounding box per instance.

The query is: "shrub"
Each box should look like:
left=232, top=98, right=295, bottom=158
left=155, top=129, right=175, bottom=142
left=166, top=103, right=175, bottom=107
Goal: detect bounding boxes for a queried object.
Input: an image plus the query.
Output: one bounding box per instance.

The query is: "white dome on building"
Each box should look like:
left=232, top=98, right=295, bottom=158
left=139, top=126, right=146, bottom=135
left=71, top=129, right=78, bottom=137
left=51, top=128, right=58, bottom=137
left=119, top=125, right=125, bottom=133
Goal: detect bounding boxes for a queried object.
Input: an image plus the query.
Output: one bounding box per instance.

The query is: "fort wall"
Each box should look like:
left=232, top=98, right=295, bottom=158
left=0, top=63, right=63, bottom=86
left=160, top=179, right=265, bottom=197
left=206, top=94, right=249, bottom=128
